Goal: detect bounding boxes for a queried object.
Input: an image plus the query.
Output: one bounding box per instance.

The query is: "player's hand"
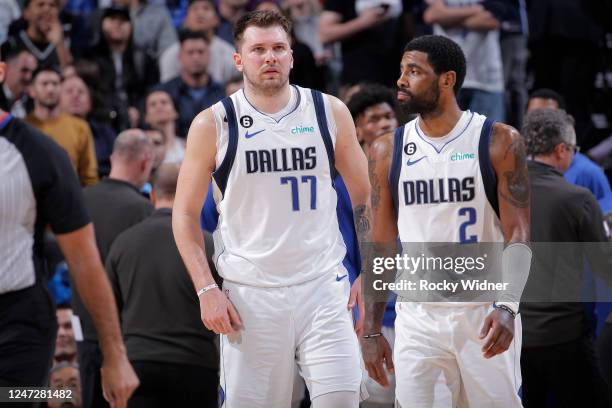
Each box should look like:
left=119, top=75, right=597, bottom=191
left=479, top=308, right=515, bottom=359
left=199, top=287, right=242, bottom=334
left=348, top=275, right=365, bottom=336
left=361, top=335, right=394, bottom=387
left=101, top=352, right=139, bottom=408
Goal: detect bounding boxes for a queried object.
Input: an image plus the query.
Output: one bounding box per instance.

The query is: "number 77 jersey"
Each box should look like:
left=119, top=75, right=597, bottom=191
left=389, top=111, right=504, bottom=244
left=208, top=86, right=346, bottom=287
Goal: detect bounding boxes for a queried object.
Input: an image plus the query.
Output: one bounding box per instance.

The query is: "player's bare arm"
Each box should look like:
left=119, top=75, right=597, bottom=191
left=331, top=95, right=371, bottom=226
left=479, top=123, right=531, bottom=359
left=330, top=95, right=372, bottom=328
left=361, top=133, right=397, bottom=387
left=173, top=108, right=242, bottom=335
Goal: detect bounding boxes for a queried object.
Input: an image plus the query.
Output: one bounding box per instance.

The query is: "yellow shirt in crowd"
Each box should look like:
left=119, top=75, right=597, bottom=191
left=26, top=112, right=99, bottom=186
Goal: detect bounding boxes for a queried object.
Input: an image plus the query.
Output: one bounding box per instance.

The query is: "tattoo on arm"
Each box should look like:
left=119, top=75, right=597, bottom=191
left=368, top=155, right=381, bottom=209
left=353, top=204, right=371, bottom=237
left=498, top=132, right=530, bottom=208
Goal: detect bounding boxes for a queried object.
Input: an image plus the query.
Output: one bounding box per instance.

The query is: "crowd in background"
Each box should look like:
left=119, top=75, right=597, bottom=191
left=1, top=0, right=612, bottom=407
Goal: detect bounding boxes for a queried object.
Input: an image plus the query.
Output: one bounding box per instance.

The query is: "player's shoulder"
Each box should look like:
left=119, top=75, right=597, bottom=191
left=185, top=107, right=218, bottom=145
left=192, top=106, right=217, bottom=127
left=489, top=121, right=524, bottom=162
left=370, top=131, right=395, bottom=161
left=491, top=121, right=522, bottom=148
left=318, top=92, right=352, bottom=122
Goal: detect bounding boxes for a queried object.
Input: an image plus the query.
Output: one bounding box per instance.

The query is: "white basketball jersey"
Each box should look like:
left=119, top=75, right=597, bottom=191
left=390, top=111, right=504, bottom=243
left=210, top=86, right=346, bottom=287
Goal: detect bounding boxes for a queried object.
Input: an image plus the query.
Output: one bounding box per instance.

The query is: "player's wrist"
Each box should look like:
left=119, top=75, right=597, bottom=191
left=197, top=283, right=219, bottom=297
left=362, top=332, right=383, bottom=339
left=493, top=302, right=517, bottom=319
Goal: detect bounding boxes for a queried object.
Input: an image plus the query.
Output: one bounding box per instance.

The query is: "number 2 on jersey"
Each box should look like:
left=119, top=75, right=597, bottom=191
left=459, top=207, right=477, bottom=243
left=280, top=175, right=317, bottom=211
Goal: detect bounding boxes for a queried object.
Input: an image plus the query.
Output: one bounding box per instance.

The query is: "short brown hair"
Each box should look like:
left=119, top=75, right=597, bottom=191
left=234, top=10, right=292, bottom=50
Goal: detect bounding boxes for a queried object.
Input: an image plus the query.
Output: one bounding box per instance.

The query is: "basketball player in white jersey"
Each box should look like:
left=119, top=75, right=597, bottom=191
left=361, top=35, right=532, bottom=407
left=173, top=11, right=371, bottom=408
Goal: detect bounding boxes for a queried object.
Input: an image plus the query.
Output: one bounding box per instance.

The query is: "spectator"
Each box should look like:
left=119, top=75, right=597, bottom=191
left=0, top=48, right=37, bottom=118
left=107, top=164, right=219, bottom=407
left=339, top=82, right=362, bottom=104
left=520, top=108, right=611, bottom=407
left=319, top=0, right=400, bottom=87
left=346, top=84, right=397, bottom=154
left=500, top=0, right=528, bottom=129
left=26, top=65, right=98, bottom=186
left=288, top=28, right=322, bottom=90
left=54, top=306, right=78, bottom=365
left=284, top=0, right=328, bottom=65
left=0, top=0, right=20, bottom=45
left=160, top=0, right=239, bottom=85
left=527, top=89, right=612, bottom=211
left=216, top=0, right=250, bottom=45
left=73, top=129, right=154, bottom=408
left=143, top=125, right=167, bottom=180
left=87, top=6, right=159, bottom=132
left=60, top=74, right=118, bottom=178
left=166, top=0, right=190, bottom=29
left=112, top=0, right=178, bottom=66
left=48, top=362, right=82, bottom=408
left=3, top=0, right=73, bottom=69
left=0, top=56, right=138, bottom=406
left=528, top=0, right=604, bottom=144
left=252, top=0, right=280, bottom=11
left=423, top=0, right=506, bottom=122
left=155, top=30, right=225, bottom=138
left=144, top=90, right=184, bottom=163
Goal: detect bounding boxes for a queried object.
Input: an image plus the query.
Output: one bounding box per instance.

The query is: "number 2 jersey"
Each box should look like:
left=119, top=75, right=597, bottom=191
left=209, top=86, right=346, bottom=287
left=390, top=111, right=504, bottom=244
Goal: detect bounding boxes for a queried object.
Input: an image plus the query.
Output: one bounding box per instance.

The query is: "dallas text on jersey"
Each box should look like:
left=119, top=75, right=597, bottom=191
left=245, top=147, right=317, bottom=174
left=403, top=177, right=475, bottom=205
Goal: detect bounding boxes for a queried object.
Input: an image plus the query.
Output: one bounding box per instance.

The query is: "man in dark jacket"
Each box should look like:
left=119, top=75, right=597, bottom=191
left=75, top=128, right=154, bottom=408
left=520, top=108, right=612, bottom=407
left=106, top=164, right=219, bottom=407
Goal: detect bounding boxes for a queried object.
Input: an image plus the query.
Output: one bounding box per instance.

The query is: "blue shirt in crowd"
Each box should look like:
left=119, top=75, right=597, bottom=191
left=565, top=152, right=612, bottom=212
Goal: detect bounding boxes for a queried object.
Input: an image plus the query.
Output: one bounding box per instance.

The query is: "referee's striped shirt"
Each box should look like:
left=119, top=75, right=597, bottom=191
left=0, top=112, right=89, bottom=294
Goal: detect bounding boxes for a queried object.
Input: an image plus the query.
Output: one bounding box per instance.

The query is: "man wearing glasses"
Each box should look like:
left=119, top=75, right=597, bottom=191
left=519, top=107, right=611, bottom=407
left=526, top=88, right=612, bottom=212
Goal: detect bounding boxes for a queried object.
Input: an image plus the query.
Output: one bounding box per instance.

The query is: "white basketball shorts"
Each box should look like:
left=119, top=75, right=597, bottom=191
left=219, top=267, right=364, bottom=407
left=394, top=302, right=522, bottom=408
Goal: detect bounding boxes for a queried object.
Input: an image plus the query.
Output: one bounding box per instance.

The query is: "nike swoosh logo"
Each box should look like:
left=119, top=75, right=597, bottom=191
left=245, top=129, right=264, bottom=139
left=336, top=274, right=348, bottom=281
left=406, top=156, right=426, bottom=166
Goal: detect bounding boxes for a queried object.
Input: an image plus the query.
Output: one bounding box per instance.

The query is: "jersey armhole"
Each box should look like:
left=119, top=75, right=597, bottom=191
left=311, top=89, right=337, bottom=181
left=322, top=93, right=337, bottom=145
left=212, top=97, right=239, bottom=196
left=389, top=125, right=405, bottom=218
left=478, top=118, right=500, bottom=218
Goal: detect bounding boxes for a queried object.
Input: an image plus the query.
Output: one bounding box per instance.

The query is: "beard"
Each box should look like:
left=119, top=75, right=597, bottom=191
left=397, top=80, right=440, bottom=116
left=243, top=69, right=289, bottom=95
left=40, top=98, right=59, bottom=110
